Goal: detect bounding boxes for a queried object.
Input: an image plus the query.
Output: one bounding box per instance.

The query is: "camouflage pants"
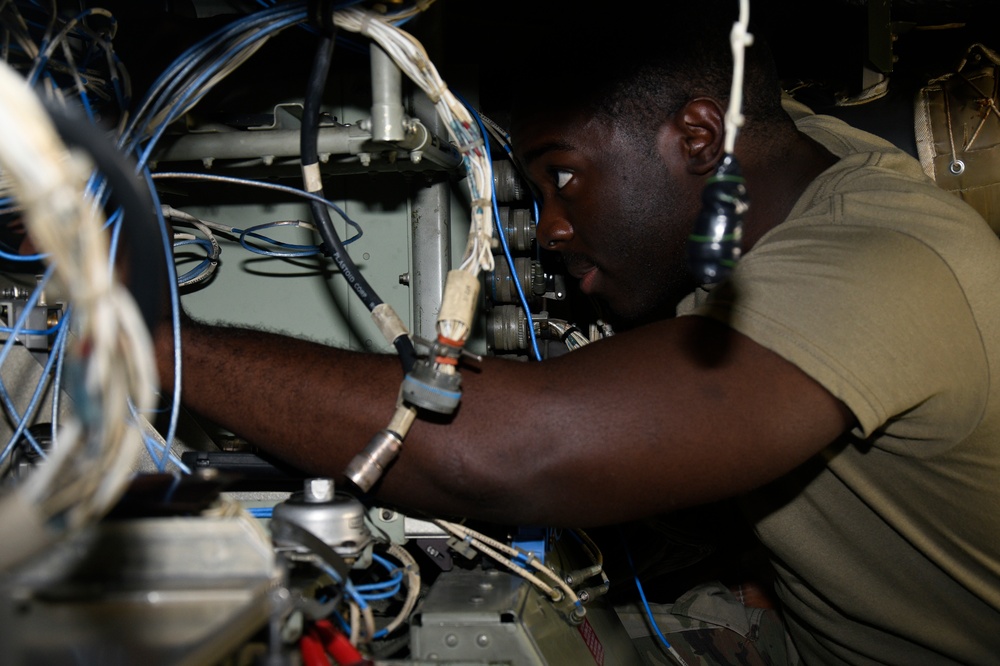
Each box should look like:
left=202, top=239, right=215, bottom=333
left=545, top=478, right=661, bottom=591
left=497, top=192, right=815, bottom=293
left=614, top=581, right=798, bottom=666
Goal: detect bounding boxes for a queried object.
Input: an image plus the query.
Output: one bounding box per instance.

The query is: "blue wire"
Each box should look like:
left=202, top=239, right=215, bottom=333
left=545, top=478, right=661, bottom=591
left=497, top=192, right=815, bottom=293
left=122, top=5, right=304, bottom=150
left=145, top=168, right=185, bottom=473
left=0, top=267, right=65, bottom=466
left=0, top=242, right=30, bottom=262
left=131, top=8, right=308, bottom=168
left=318, top=562, right=368, bottom=611
left=622, top=528, right=678, bottom=654
left=26, top=7, right=109, bottom=86
left=152, top=172, right=364, bottom=241
left=0, top=316, right=68, bottom=465
left=353, top=552, right=404, bottom=596
left=456, top=93, right=543, bottom=361
left=173, top=237, right=216, bottom=284
left=238, top=222, right=327, bottom=258
left=248, top=506, right=274, bottom=518
left=132, top=399, right=191, bottom=474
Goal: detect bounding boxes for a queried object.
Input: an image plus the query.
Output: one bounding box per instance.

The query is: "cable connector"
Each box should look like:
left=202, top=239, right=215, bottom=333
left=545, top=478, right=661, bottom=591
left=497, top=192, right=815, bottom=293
left=343, top=404, right=416, bottom=492
left=400, top=336, right=464, bottom=414
left=686, top=154, right=747, bottom=284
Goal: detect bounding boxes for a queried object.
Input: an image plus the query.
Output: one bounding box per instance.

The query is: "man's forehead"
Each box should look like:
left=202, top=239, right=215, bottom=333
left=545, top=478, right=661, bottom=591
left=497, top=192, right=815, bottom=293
left=510, top=111, right=609, bottom=163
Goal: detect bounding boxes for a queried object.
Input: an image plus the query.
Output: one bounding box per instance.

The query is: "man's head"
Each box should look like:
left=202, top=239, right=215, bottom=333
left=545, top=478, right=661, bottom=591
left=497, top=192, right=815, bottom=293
left=505, top=2, right=788, bottom=326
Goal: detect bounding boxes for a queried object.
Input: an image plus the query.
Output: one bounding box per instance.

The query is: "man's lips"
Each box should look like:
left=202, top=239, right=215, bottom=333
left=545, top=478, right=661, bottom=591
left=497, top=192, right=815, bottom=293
left=565, top=257, right=600, bottom=295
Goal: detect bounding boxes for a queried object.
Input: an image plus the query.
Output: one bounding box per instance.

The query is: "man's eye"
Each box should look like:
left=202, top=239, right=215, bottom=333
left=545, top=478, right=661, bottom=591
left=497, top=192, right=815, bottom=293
left=555, top=170, right=573, bottom=190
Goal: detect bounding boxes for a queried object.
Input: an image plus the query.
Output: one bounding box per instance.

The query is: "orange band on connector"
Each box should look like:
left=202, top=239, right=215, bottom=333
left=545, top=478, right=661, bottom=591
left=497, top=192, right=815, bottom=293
left=436, top=334, right=465, bottom=348
left=435, top=355, right=459, bottom=366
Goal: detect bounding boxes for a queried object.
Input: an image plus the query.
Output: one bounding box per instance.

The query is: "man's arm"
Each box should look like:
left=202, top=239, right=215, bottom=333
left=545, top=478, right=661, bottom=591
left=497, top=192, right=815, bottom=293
left=159, top=313, right=854, bottom=527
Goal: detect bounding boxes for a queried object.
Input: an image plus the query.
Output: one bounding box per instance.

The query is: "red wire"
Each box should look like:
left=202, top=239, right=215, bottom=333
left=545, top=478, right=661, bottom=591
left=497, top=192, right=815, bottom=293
left=299, top=629, right=330, bottom=666
left=313, top=620, right=370, bottom=666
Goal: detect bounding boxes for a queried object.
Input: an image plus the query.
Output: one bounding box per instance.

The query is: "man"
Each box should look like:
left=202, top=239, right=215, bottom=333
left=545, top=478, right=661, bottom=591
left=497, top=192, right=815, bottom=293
left=156, top=2, right=1000, bottom=663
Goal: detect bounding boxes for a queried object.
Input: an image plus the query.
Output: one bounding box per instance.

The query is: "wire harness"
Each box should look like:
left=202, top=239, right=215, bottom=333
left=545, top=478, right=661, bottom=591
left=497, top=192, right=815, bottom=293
left=0, top=59, right=156, bottom=571
left=331, top=6, right=495, bottom=491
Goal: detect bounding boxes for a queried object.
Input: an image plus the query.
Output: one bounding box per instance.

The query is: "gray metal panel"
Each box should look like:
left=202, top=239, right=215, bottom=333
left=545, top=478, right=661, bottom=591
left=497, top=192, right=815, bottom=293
left=411, top=568, right=643, bottom=666
left=0, top=516, right=280, bottom=666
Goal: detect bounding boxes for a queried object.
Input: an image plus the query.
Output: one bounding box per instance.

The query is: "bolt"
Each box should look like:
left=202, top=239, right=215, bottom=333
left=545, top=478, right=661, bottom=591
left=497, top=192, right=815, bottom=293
left=304, top=478, right=334, bottom=502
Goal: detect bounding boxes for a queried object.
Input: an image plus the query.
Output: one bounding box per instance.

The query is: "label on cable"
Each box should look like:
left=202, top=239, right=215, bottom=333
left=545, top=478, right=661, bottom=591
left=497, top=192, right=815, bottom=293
left=302, top=162, right=323, bottom=194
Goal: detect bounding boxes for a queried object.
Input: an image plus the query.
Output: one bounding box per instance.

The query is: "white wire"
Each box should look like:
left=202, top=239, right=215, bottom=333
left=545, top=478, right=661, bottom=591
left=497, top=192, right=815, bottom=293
left=433, top=518, right=583, bottom=610
left=383, top=542, right=421, bottom=637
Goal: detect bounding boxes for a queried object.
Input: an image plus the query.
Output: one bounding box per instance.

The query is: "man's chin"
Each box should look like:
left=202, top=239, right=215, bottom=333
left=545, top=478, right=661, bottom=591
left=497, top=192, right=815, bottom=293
left=603, top=301, right=676, bottom=331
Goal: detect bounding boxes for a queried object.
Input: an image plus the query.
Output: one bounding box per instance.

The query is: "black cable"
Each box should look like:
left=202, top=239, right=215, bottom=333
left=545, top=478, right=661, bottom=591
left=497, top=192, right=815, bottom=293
left=300, top=31, right=417, bottom=373
left=42, top=101, right=165, bottom=334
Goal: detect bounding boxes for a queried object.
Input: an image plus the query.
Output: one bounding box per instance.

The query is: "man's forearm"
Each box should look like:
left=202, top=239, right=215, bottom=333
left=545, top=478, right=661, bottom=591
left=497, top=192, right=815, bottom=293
left=159, top=320, right=405, bottom=479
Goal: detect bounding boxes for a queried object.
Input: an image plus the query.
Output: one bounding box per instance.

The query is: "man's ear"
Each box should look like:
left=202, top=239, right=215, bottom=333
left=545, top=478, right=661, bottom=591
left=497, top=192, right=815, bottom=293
left=658, top=97, right=726, bottom=176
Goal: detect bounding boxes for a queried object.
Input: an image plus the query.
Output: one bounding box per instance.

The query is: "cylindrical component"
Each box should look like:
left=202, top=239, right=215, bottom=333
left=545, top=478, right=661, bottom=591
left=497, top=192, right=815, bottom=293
left=496, top=206, right=536, bottom=253
left=401, top=359, right=462, bottom=414
left=344, top=430, right=404, bottom=493
left=271, top=479, right=373, bottom=560
left=490, top=257, right=545, bottom=303
left=370, top=43, right=406, bottom=142
left=492, top=159, right=528, bottom=202
left=486, top=304, right=529, bottom=351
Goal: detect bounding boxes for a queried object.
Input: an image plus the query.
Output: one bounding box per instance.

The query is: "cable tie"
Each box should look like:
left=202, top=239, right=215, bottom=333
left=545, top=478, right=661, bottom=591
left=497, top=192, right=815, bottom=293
left=457, top=136, right=484, bottom=154
left=560, top=325, right=581, bottom=343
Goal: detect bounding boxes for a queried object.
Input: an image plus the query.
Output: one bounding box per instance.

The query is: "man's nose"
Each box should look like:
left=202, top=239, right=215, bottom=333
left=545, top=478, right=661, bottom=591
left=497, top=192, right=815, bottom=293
left=534, top=204, right=574, bottom=250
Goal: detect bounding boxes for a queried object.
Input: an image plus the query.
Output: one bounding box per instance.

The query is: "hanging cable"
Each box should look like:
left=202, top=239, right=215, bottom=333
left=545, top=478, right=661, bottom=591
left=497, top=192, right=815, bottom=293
left=299, top=28, right=417, bottom=374
left=330, top=5, right=494, bottom=492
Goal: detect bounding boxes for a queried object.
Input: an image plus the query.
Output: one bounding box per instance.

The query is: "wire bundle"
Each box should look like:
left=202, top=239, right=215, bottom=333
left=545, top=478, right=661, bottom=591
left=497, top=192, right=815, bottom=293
left=1, top=1, right=131, bottom=132
left=119, top=1, right=309, bottom=169
left=0, top=58, right=156, bottom=571
left=331, top=6, right=494, bottom=347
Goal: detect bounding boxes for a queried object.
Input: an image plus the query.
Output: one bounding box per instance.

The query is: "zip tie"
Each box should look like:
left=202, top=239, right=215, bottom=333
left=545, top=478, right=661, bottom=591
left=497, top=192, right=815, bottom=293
left=560, top=325, right=582, bottom=343
left=457, top=136, right=484, bottom=154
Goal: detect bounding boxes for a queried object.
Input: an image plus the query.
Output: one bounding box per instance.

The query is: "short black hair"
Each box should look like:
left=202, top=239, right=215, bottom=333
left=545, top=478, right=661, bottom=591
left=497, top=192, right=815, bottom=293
left=500, top=1, right=787, bottom=143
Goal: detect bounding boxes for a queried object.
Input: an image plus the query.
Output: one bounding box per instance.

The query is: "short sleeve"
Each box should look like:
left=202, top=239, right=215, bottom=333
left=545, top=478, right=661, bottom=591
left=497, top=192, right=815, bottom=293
left=685, top=224, right=988, bottom=455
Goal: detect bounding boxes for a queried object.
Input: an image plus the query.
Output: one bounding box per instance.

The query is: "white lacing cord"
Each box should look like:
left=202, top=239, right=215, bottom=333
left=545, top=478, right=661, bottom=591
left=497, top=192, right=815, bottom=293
left=724, top=0, right=753, bottom=155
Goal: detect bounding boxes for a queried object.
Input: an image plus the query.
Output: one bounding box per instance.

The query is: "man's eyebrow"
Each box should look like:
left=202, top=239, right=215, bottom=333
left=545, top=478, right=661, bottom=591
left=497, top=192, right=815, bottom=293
left=518, top=140, right=575, bottom=166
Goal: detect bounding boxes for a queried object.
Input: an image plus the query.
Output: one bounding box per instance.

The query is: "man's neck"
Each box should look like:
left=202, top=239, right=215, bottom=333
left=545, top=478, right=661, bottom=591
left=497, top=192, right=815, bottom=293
left=739, top=129, right=838, bottom=251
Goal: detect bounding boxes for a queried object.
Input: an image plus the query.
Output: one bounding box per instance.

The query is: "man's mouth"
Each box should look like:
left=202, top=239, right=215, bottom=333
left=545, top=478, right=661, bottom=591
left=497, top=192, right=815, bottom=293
left=564, top=256, right=600, bottom=295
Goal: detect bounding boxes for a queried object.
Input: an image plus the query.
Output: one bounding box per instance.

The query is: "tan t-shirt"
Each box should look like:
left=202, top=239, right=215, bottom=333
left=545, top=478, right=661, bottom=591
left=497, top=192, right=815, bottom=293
left=678, top=113, right=1000, bottom=665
